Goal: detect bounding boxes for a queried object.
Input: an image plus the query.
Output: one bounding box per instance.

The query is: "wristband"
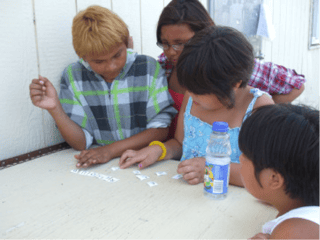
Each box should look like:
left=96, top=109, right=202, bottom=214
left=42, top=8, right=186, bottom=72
left=149, top=141, right=167, bottom=161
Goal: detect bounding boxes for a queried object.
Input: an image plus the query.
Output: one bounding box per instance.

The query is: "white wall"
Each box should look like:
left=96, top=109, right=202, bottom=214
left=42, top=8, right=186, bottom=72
left=2, top=0, right=318, bottom=161
left=0, top=0, right=207, bottom=160
left=262, top=0, right=320, bottom=108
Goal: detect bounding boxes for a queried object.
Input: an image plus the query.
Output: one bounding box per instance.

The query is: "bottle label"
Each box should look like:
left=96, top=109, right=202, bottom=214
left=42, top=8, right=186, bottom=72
left=204, top=161, right=230, bottom=195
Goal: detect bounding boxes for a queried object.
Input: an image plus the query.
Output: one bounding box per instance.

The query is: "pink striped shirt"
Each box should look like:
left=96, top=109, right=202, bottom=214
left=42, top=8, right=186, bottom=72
left=158, top=53, right=305, bottom=95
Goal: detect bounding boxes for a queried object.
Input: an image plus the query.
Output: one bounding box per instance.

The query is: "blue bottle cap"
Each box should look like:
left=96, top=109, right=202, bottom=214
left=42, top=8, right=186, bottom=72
left=212, top=121, right=229, bottom=132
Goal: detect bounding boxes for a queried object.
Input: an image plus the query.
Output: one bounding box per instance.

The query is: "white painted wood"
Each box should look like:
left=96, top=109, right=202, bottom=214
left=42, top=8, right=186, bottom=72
left=282, top=0, right=291, bottom=66
left=0, top=0, right=318, bottom=161
left=269, top=0, right=280, bottom=65
left=289, top=0, right=301, bottom=71
left=277, top=0, right=286, bottom=65
left=112, top=0, right=142, bottom=53
left=140, top=0, right=164, bottom=58
left=282, top=0, right=291, bottom=68
left=294, top=0, right=320, bottom=108
left=295, top=0, right=305, bottom=74
left=199, top=0, right=208, bottom=10
left=0, top=150, right=277, bottom=239
left=0, top=1, right=42, bottom=160
left=261, top=0, right=319, bottom=108
left=77, top=0, right=112, bottom=12
left=164, top=0, right=171, bottom=7
left=34, top=0, right=79, bottom=147
left=261, top=0, right=274, bottom=62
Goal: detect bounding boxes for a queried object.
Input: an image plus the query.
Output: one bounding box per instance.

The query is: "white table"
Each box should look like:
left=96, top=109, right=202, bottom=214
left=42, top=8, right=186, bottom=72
left=0, top=148, right=277, bottom=239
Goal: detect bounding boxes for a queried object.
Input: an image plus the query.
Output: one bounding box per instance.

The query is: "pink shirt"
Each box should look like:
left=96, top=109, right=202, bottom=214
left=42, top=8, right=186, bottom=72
left=158, top=53, right=306, bottom=95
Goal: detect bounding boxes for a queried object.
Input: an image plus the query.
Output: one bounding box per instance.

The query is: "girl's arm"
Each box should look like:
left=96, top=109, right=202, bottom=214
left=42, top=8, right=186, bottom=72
left=118, top=91, right=187, bottom=169
left=272, top=84, right=304, bottom=103
left=250, top=60, right=306, bottom=103
left=230, top=93, right=274, bottom=187
left=76, top=127, right=169, bottom=168
left=175, top=92, right=207, bottom=185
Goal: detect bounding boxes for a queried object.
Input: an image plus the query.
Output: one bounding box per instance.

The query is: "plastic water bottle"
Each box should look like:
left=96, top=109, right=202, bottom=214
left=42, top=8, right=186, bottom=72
left=204, top=121, right=232, bottom=199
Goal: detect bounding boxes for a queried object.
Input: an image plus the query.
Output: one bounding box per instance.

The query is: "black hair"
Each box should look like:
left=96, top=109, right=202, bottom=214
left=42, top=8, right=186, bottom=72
left=239, top=104, right=319, bottom=206
left=156, top=0, right=215, bottom=44
left=176, top=26, right=254, bottom=108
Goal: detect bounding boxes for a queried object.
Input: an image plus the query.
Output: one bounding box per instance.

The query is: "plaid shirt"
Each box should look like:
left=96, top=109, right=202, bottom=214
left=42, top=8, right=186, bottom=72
left=59, top=50, right=177, bottom=149
left=158, top=53, right=306, bottom=94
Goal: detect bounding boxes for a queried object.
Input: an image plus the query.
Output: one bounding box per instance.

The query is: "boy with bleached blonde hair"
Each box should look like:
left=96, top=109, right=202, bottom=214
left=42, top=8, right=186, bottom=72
left=29, top=6, right=176, bottom=168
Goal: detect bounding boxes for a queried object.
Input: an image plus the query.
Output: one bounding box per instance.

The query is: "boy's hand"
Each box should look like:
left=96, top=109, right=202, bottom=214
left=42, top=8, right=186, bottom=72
left=75, top=147, right=112, bottom=168
left=177, top=157, right=206, bottom=185
left=29, top=76, right=59, bottom=110
left=249, top=233, right=271, bottom=239
left=119, top=145, right=162, bottom=169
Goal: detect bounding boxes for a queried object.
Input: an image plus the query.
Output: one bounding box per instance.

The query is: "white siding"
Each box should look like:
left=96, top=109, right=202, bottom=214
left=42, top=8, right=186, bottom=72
left=262, top=0, right=319, bottom=108
left=34, top=0, right=78, bottom=148
left=140, top=0, right=164, bottom=57
left=2, top=0, right=318, bottom=160
left=0, top=1, right=40, bottom=159
left=0, top=0, right=207, bottom=160
left=113, top=0, right=142, bottom=54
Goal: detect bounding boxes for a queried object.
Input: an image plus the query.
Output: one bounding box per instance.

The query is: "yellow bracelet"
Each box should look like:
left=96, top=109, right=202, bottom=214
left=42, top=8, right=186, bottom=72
left=149, top=141, right=167, bottom=161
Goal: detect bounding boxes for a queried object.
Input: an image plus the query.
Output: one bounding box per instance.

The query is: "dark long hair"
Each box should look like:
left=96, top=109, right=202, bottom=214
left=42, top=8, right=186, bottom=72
left=156, top=0, right=215, bottom=44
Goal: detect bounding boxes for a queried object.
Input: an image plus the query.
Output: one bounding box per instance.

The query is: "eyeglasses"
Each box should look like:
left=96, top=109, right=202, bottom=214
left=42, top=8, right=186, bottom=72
left=156, top=41, right=189, bottom=51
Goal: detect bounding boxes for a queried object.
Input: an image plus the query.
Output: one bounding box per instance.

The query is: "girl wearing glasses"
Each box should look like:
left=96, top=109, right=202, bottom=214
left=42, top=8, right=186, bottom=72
left=156, top=0, right=305, bottom=140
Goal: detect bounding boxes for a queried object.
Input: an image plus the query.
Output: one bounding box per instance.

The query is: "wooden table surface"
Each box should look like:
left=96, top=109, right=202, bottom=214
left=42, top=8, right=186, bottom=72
left=0, top=148, right=277, bottom=239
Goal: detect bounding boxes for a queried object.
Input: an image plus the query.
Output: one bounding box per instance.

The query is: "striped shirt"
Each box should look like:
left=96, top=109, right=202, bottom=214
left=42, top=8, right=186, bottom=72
left=158, top=53, right=306, bottom=94
left=59, top=50, right=177, bottom=149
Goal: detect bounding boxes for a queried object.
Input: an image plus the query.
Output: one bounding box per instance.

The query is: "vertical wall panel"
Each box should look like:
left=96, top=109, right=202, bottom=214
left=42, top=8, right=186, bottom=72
left=261, top=0, right=319, bottom=109
left=1, top=0, right=318, bottom=161
left=278, top=0, right=287, bottom=65
left=164, top=0, right=171, bottom=7
left=112, top=0, right=142, bottom=54
left=295, top=0, right=304, bottom=74
left=261, top=0, right=274, bottom=62
left=296, top=0, right=319, bottom=108
left=289, top=0, right=300, bottom=71
left=77, top=0, right=112, bottom=12
left=140, top=0, right=164, bottom=58
left=283, top=0, right=292, bottom=68
left=270, top=0, right=281, bottom=64
left=34, top=0, right=78, bottom=147
left=0, top=1, right=41, bottom=160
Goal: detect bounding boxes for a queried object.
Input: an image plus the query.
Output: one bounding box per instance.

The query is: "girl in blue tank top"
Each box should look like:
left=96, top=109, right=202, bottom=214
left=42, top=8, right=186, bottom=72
left=119, top=26, right=274, bottom=187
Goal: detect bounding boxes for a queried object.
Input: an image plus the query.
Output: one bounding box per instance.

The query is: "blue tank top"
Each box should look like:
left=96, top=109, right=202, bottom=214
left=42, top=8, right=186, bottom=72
left=181, top=88, right=268, bottom=163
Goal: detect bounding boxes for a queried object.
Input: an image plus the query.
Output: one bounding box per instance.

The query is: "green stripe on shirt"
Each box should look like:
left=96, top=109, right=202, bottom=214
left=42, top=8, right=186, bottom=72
left=81, top=112, right=88, bottom=128
left=60, top=99, right=81, bottom=105
left=81, top=90, right=109, bottom=96
left=112, top=81, right=124, bottom=140
left=96, top=139, right=115, bottom=145
left=150, top=62, right=161, bottom=113
left=67, top=65, right=81, bottom=101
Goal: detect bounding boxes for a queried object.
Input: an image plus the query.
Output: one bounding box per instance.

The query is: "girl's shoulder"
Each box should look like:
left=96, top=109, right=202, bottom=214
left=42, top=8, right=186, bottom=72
left=251, top=89, right=274, bottom=110
left=271, top=217, right=319, bottom=239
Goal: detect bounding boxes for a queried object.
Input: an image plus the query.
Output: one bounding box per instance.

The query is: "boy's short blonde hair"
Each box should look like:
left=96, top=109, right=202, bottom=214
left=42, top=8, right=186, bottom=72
left=72, top=5, right=129, bottom=58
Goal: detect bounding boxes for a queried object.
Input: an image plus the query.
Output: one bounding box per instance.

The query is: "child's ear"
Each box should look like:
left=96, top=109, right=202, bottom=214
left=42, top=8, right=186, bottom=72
left=233, top=81, right=242, bottom=89
left=266, top=169, right=285, bottom=190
